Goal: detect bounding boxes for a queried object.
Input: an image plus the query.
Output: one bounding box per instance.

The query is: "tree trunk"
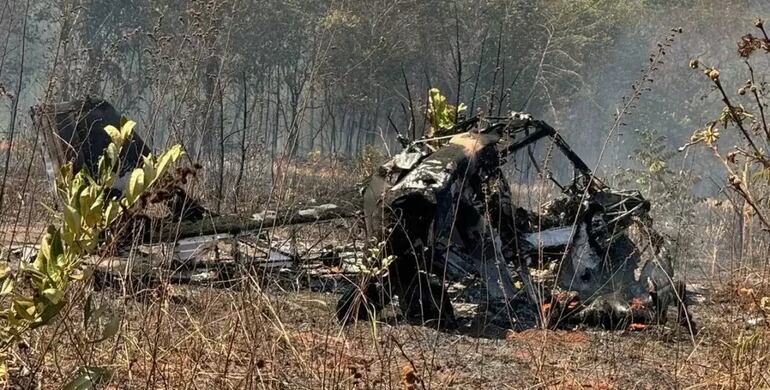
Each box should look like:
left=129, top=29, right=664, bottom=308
left=234, top=73, right=249, bottom=213
left=216, top=81, right=225, bottom=214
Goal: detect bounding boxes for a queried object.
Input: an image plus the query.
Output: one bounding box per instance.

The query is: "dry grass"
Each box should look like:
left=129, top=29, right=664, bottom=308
left=11, top=278, right=770, bottom=389
left=0, top=157, right=769, bottom=389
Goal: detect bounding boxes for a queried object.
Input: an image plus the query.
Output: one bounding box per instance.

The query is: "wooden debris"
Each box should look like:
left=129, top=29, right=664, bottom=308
left=143, top=203, right=359, bottom=243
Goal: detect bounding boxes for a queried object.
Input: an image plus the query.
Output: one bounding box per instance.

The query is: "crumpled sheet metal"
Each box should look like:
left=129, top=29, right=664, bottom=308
left=344, top=129, right=523, bottom=325
left=346, top=116, right=686, bottom=330
left=388, top=157, right=452, bottom=193
left=382, top=151, right=423, bottom=173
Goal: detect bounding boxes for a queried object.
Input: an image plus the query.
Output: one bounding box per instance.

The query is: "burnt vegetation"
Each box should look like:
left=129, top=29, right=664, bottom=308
left=1, top=0, right=770, bottom=388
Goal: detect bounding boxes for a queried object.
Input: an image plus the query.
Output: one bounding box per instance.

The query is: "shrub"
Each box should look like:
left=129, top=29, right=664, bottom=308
left=0, top=118, right=183, bottom=382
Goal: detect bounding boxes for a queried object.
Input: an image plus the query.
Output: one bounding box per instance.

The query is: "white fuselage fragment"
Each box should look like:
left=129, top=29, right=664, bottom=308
left=522, top=226, right=575, bottom=249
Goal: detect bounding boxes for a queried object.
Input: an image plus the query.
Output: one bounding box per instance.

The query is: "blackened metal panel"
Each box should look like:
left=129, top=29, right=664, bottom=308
left=31, top=97, right=151, bottom=195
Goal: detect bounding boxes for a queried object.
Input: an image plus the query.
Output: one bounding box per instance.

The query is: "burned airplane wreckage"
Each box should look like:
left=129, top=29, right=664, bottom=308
left=337, top=112, right=693, bottom=331
left=30, top=96, right=692, bottom=332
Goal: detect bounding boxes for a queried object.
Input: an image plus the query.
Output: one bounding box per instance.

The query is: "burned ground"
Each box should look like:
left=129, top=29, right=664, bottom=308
left=1, top=178, right=766, bottom=389
left=1, top=106, right=765, bottom=388
left=6, top=236, right=759, bottom=389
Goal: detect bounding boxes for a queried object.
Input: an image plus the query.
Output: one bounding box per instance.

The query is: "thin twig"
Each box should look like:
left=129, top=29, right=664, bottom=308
left=0, top=0, right=29, bottom=212
left=401, top=66, right=416, bottom=140
left=453, top=1, right=462, bottom=124
left=713, top=78, right=770, bottom=168
left=746, top=61, right=770, bottom=143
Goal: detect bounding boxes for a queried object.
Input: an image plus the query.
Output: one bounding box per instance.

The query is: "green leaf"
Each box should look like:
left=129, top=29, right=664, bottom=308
left=0, top=278, right=13, bottom=296
left=97, top=157, right=110, bottom=184
left=104, top=144, right=119, bottom=174
left=104, top=125, right=122, bottom=146
left=78, top=188, right=94, bottom=220
left=85, top=197, right=104, bottom=226
left=20, top=263, right=46, bottom=285
left=32, top=301, right=64, bottom=328
left=41, top=288, right=63, bottom=305
left=142, top=156, right=157, bottom=186
left=35, top=226, right=57, bottom=269
left=59, top=163, right=73, bottom=183
left=126, top=168, right=145, bottom=205
left=103, top=201, right=120, bottom=225
left=155, top=145, right=183, bottom=178
left=63, top=205, right=82, bottom=236
left=68, top=182, right=86, bottom=211
left=48, top=229, right=64, bottom=265
left=70, top=267, right=87, bottom=281
left=44, top=253, right=64, bottom=285
left=13, top=299, right=36, bottom=320
left=649, top=160, right=666, bottom=173
left=120, top=120, right=136, bottom=141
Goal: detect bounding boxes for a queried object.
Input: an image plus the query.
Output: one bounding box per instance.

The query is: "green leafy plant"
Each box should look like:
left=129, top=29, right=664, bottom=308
left=426, top=88, right=466, bottom=138
left=0, top=118, right=183, bottom=378
left=357, top=239, right=396, bottom=276
left=615, top=128, right=699, bottom=237
left=623, top=129, right=687, bottom=193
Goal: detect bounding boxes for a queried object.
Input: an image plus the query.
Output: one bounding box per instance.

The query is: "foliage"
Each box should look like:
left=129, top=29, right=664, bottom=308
left=615, top=128, right=699, bottom=240
left=426, top=88, right=466, bottom=137
left=0, top=119, right=183, bottom=378
left=306, top=149, right=322, bottom=165
left=684, top=122, right=720, bottom=148
left=357, top=239, right=396, bottom=277
left=685, top=18, right=770, bottom=232
left=319, top=9, right=360, bottom=30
